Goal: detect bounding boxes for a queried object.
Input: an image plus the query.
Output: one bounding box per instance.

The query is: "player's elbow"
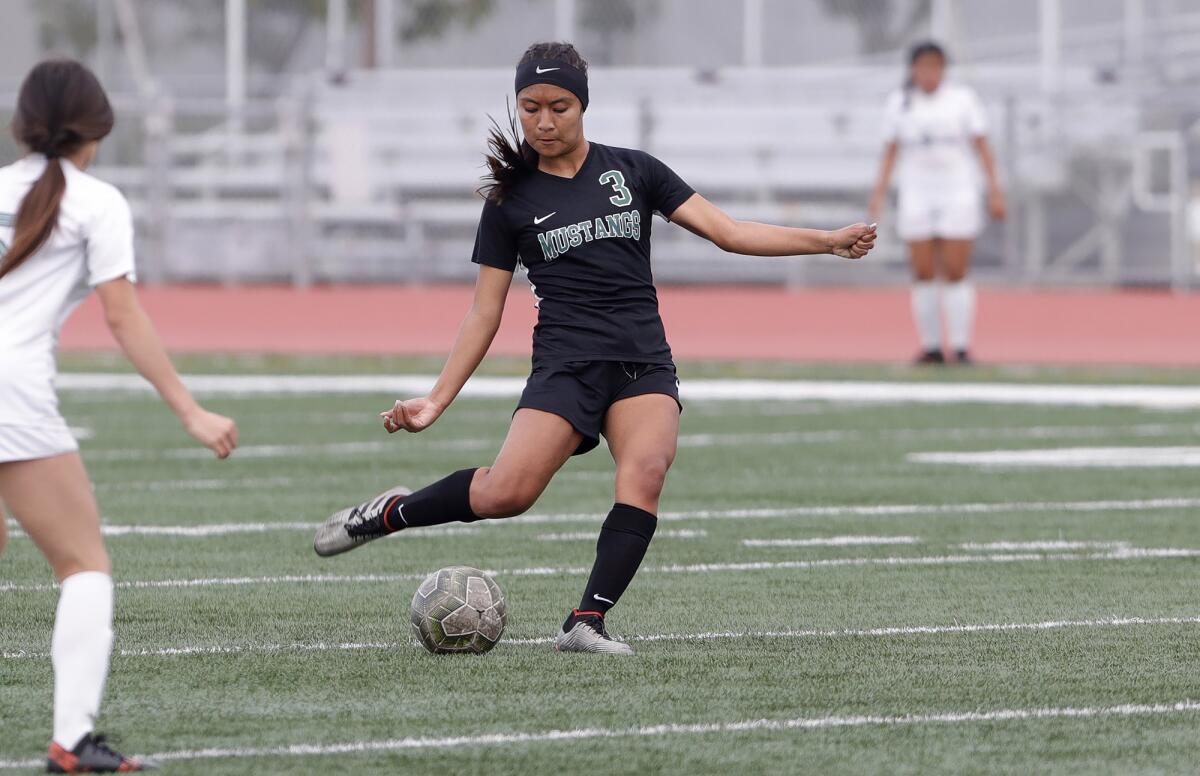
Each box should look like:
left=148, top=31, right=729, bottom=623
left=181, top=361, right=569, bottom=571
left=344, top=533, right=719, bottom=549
left=712, top=222, right=741, bottom=253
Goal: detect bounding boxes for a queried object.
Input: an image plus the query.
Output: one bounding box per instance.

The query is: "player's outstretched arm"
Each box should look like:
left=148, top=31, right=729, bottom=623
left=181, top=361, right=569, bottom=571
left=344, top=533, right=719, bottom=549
left=670, top=193, right=877, bottom=259
left=381, top=264, right=511, bottom=434
left=96, top=277, right=238, bottom=459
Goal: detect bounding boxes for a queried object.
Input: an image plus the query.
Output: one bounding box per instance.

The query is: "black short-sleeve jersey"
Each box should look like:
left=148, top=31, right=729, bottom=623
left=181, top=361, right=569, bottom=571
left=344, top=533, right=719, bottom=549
left=471, top=142, right=694, bottom=366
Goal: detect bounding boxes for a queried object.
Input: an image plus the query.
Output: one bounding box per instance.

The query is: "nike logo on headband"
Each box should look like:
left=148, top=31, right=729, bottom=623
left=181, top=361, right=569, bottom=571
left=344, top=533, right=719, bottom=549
left=535, top=66, right=560, bottom=73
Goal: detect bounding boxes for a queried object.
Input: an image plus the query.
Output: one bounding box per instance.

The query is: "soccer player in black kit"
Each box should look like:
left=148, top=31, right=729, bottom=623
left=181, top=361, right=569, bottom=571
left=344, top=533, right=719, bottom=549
left=315, top=42, right=876, bottom=654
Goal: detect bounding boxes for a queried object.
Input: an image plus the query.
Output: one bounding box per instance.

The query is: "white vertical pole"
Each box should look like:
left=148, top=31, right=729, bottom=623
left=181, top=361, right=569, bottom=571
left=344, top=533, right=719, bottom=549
left=742, top=0, right=763, bottom=67
left=1040, top=0, right=1062, bottom=93
left=375, top=0, right=395, bottom=68
left=555, top=0, right=575, bottom=41
left=226, top=0, right=246, bottom=132
left=326, top=0, right=348, bottom=76
left=930, top=0, right=954, bottom=41
left=1124, top=0, right=1145, bottom=73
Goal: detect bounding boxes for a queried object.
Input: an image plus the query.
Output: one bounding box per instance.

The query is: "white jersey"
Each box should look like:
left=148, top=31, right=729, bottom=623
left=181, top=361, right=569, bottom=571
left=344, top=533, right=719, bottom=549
left=0, top=154, right=135, bottom=460
left=881, top=82, right=988, bottom=195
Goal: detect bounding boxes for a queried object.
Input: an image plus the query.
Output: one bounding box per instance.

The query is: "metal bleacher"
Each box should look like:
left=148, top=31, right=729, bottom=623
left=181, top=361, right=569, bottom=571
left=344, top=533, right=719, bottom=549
left=89, top=61, right=1185, bottom=287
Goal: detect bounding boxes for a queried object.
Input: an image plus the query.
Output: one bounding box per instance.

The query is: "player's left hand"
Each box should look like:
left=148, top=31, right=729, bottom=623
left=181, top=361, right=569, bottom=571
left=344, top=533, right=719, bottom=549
left=829, top=222, right=877, bottom=260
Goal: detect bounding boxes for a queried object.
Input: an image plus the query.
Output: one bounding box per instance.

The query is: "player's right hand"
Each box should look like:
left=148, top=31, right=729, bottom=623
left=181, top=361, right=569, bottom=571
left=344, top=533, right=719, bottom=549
left=183, top=407, right=238, bottom=459
left=381, top=397, right=442, bottom=434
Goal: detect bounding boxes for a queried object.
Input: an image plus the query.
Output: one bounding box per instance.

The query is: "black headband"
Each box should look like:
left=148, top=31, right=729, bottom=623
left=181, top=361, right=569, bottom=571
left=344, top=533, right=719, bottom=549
left=514, top=59, right=588, bottom=111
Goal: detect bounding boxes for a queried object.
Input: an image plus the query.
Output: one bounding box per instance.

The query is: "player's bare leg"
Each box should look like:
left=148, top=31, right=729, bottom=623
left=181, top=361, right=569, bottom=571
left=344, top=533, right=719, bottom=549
left=557, top=392, right=679, bottom=655
left=0, top=454, right=153, bottom=772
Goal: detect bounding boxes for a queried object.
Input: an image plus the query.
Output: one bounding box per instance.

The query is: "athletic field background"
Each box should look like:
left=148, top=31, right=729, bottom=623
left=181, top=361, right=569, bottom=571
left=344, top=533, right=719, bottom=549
left=3, top=328, right=1200, bottom=773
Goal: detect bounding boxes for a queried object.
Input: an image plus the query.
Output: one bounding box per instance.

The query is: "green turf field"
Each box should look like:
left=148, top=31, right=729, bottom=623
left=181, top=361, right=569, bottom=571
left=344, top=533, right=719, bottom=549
left=3, top=360, right=1200, bottom=774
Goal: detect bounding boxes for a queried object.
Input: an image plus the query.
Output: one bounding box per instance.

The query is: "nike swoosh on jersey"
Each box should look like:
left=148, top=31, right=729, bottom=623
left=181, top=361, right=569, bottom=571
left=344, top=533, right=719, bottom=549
left=533, top=212, right=557, bottom=225
left=535, top=66, right=560, bottom=73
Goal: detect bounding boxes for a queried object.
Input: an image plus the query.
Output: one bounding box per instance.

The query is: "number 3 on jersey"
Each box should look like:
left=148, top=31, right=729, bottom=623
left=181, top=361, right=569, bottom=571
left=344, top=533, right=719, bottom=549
left=599, top=170, right=632, bottom=207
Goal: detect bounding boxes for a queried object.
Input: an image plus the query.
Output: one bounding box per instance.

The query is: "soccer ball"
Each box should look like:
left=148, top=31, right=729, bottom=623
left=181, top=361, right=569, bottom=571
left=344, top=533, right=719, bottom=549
left=410, top=566, right=508, bottom=654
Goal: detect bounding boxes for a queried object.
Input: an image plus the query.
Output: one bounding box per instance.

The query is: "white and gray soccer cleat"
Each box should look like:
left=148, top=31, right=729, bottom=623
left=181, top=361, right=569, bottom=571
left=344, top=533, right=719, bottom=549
left=313, top=486, right=411, bottom=557
left=554, top=612, right=635, bottom=655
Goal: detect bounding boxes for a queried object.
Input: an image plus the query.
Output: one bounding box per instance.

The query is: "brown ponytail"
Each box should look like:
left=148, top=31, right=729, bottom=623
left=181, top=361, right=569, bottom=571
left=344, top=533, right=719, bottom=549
left=1, top=59, right=114, bottom=281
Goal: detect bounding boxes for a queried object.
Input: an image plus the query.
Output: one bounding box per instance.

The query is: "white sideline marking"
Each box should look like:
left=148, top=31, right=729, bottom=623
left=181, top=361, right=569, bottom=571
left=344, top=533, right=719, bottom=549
left=4, top=615, right=1198, bottom=661
left=4, top=547, right=1198, bottom=593
left=55, top=373, right=1200, bottom=408
left=959, top=541, right=1131, bottom=552
left=3, top=700, right=1200, bottom=768
left=536, top=529, right=707, bottom=541
left=742, top=536, right=920, bottom=548
left=911, top=446, right=1200, bottom=468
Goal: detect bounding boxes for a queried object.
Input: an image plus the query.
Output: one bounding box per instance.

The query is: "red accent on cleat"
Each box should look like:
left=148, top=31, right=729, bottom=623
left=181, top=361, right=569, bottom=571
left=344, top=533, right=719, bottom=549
left=572, top=609, right=605, bottom=618
left=47, top=742, right=80, bottom=772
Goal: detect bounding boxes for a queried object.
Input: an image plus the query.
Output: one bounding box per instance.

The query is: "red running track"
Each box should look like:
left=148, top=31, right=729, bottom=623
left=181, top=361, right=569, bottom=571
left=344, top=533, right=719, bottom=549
left=59, top=285, right=1200, bottom=366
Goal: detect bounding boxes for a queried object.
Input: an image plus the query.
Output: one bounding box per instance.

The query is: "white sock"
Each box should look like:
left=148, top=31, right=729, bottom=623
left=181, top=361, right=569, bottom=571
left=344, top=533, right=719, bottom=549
left=910, top=282, right=942, bottom=351
left=943, top=281, right=976, bottom=352
left=51, top=571, right=114, bottom=750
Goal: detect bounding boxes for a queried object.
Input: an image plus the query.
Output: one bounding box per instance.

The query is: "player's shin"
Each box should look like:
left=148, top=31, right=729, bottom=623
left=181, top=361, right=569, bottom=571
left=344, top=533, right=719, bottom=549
left=51, top=571, right=114, bottom=751
left=568, top=503, right=657, bottom=627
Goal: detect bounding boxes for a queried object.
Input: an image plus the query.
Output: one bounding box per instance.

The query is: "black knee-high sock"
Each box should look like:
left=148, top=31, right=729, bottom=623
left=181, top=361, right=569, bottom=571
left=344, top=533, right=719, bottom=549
left=383, top=468, right=480, bottom=531
left=569, top=504, right=657, bottom=624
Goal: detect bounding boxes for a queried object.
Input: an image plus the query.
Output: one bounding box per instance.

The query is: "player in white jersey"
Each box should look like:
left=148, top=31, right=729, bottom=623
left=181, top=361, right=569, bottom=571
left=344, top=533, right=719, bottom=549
left=869, top=42, right=1007, bottom=364
left=0, top=60, right=238, bottom=773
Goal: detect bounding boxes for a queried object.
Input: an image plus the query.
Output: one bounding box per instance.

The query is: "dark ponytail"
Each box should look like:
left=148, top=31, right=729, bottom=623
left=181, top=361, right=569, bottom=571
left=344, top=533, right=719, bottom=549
left=479, top=41, right=589, bottom=204
left=1, top=59, right=114, bottom=281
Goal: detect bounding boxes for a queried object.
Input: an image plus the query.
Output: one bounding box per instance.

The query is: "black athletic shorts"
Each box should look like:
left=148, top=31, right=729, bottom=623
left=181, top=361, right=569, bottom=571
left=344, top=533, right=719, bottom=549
left=516, top=360, right=682, bottom=456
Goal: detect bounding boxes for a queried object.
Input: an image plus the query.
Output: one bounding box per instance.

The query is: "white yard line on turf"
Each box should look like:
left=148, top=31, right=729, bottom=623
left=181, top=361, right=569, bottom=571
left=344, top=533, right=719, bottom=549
left=87, top=437, right=496, bottom=461
left=540, top=497, right=1200, bottom=525
left=536, top=529, right=707, bottom=541
left=77, top=424, right=1200, bottom=462
left=677, top=423, right=1200, bottom=449
left=4, top=615, right=1198, bottom=661
left=3, top=520, right=478, bottom=539
left=959, top=541, right=1131, bottom=551
left=54, top=373, right=1200, bottom=408
left=911, top=446, right=1200, bottom=468
left=4, top=497, right=1197, bottom=541
left=4, top=547, right=1199, bottom=593
left=743, top=536, right=921, bottom=547
left=3, top=700, right=1199, bottom=768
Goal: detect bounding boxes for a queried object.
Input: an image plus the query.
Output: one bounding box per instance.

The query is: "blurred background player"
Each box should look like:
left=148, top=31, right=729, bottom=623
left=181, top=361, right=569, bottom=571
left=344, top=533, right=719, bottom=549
left=869, top=41, right=1007, bottom=365
left=0, top=59, right=237, bottom=773
left=314, top=41, right=876, bottom=654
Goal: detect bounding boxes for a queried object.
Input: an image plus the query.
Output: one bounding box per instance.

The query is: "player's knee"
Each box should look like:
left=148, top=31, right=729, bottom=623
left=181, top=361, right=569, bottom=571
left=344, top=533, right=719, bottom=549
left=471, top=476, right=538, bottom=519
left=619, top=454, right=673, bottom=499
left=52, top=544, right=111, bottom=581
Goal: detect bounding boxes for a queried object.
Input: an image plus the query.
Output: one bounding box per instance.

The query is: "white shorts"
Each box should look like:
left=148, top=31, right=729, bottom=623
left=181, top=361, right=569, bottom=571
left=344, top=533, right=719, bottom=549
left=0, top=422, right=79, bottom=463
left=896, top=188, right=983, bottom=242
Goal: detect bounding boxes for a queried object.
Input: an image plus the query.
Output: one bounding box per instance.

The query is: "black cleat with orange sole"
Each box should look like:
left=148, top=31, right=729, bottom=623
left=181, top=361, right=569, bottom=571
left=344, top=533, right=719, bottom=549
left=47, top=733, right=156, bottom=773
